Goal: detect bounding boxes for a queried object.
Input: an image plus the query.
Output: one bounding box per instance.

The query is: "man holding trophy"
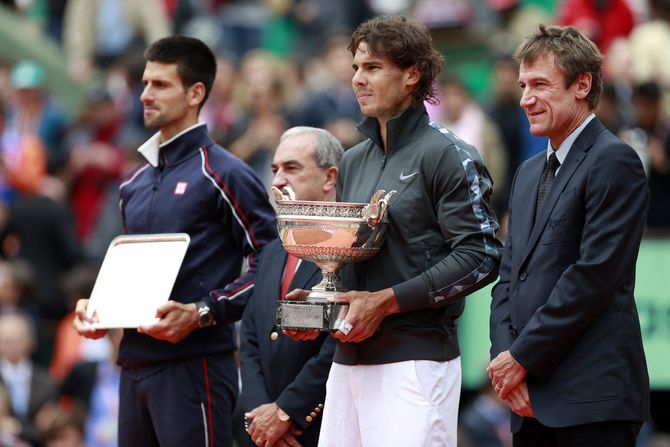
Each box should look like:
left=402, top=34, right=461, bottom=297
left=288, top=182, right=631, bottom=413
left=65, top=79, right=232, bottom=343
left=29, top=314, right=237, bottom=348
left=239, top=126, right=342, bottom=447
left=312, top=16, right=503, bottom=446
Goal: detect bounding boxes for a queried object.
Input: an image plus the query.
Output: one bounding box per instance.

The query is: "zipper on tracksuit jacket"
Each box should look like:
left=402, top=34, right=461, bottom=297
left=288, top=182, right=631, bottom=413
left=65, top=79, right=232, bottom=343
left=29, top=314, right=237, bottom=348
left=149, top=168, right=164, bottom=231
left=358, top=153, right=387, bottom=291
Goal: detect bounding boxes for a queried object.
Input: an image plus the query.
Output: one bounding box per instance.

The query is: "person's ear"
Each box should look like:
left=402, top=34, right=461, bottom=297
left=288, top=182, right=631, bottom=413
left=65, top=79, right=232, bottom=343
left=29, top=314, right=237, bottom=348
left=323, top=166, right=338, bottom=192
left=188, top=82, right=206, bottom=108
left=574, top=72, right=592, bottom=101
left=406, top=65, right=421, bottom=88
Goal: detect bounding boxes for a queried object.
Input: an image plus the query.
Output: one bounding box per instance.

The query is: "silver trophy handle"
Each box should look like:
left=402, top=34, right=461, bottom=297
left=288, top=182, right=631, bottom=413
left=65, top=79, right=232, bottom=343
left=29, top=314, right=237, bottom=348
left=272, top=185, right=296, bottom=202
left=363, top=190, right=397, bottom=226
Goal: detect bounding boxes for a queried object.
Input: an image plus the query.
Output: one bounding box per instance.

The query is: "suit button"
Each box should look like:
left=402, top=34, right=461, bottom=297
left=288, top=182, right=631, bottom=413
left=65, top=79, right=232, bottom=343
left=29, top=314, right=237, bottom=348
left=270, top=332, right=279, bottom=341
left=306, top=415, right=313, bottom=422
left=310, top=411, right=317, bottom=418
left=519, top=272, right=527, bottom=281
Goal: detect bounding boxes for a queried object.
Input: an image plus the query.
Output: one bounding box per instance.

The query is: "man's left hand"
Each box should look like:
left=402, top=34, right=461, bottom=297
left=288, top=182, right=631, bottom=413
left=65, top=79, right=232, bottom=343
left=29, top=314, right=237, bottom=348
left=504, top=381, right=534, bottom=418
left=487, top=350, right=527, bottom=400
left=331, top=288, right=400, bottom=343
left=246, top=403, right=298, bottom=447
left=138, top=301, right=198, bottom=343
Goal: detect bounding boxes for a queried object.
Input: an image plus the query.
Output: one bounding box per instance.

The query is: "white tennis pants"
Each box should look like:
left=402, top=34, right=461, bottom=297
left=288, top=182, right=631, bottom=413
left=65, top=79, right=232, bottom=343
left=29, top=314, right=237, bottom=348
left=318, top=358, right=461, bottom=447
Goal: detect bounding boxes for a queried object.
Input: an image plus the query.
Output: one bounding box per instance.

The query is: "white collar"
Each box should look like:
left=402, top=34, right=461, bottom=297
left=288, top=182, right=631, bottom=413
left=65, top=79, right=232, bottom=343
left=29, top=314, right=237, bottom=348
left=546, top=113, right=595, bottom=165
left=137, top=122, right=206, bottom=167
left=0, top=359, right=31, bottom=380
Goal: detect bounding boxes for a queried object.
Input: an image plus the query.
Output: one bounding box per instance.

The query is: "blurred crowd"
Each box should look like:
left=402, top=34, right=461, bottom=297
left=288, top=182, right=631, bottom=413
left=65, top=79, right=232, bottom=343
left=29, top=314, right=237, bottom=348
left=0, top=0, right=668, bottom=445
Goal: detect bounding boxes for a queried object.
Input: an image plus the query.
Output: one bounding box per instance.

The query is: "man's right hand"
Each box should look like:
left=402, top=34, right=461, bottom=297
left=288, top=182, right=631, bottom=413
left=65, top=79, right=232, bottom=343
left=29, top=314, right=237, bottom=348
left=72, top=299, right=108, bottom=339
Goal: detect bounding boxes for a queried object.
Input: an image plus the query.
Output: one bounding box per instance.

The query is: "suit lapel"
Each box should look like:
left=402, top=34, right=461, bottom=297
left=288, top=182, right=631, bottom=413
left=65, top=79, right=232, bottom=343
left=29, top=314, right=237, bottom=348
left=265, top=244, right=320, bottom=331
left=521, top=118, right=603, bottom=265
left=518, top=154, right=545, bottom=255
left=267, top=242, right=287, bottom=301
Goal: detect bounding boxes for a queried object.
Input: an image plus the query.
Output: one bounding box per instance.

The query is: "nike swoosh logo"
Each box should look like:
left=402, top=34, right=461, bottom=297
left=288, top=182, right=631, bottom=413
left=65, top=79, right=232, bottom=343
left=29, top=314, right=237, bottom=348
left=399, top=171, right=419, bottom=181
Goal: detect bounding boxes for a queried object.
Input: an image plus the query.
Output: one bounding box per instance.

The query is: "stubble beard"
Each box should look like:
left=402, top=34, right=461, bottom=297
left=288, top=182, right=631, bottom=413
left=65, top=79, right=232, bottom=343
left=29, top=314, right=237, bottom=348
left=366, top=102, right=406, bottom=121
left=144, top=112, right=166, bottom=130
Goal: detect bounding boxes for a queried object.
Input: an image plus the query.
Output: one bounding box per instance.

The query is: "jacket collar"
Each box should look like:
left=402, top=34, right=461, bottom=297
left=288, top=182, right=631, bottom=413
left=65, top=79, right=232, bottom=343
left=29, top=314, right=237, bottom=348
left=356, top=103, right=429, bottom=154
left=138, top=122, right=212, bottom=168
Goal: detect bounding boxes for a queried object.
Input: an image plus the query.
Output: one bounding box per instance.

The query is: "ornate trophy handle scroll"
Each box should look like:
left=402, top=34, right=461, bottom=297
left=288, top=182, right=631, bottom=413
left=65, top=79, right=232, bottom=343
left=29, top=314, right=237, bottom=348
left=271, top=185, right=296, bottom=202
left=363, top=190, right=397, bottom=226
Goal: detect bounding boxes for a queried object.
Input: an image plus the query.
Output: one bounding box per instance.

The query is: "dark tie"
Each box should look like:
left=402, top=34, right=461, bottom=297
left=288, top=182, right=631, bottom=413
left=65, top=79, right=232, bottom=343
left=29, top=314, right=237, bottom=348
left=280, top=254, right=299, bottom=300
left=536, top=152, right=560, bottom=217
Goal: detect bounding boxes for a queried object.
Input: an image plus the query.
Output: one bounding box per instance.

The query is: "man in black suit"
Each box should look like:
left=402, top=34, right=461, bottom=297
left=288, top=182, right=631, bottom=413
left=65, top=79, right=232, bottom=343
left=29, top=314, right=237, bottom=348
left=239, top=126, right=342, bottom=447
left=0, top=312, right=57, bottom=446
left=488, top=24, right=650, bottom=446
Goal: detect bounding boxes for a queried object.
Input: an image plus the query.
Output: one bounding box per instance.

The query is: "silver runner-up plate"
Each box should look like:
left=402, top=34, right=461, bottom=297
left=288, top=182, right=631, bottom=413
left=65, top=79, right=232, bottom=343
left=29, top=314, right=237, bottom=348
left=276, top=300, right=349, bottom=331
left=86, top=233, right=190, bottom=329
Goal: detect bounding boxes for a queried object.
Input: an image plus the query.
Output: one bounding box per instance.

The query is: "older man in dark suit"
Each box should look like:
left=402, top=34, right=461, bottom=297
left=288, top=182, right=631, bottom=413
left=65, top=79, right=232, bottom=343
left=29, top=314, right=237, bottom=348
left=488, top=24, right=650, bottom=446
left=239, top=126, right=342, bottom=447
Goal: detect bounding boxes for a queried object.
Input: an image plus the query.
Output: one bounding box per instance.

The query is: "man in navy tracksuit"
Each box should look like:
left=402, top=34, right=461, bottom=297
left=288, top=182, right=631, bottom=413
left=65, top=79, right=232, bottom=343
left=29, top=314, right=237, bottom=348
left=74, top=36, right=277, bottom=447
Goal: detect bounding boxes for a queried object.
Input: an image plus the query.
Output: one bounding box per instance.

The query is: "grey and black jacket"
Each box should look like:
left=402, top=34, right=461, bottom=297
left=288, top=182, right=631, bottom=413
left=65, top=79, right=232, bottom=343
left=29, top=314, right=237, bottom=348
left=335, top=104, right=503, bottom=365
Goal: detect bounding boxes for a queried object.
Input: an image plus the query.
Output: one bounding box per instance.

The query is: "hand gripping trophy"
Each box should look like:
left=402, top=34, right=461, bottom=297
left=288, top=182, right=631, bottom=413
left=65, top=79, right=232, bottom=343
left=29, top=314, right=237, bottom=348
left=272, top=186, right=396, bottom=331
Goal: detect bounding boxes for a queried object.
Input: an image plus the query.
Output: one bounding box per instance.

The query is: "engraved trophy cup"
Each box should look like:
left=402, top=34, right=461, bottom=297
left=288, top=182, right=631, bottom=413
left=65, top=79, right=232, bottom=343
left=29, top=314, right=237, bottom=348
left=273, top=186, right=396, bottom=331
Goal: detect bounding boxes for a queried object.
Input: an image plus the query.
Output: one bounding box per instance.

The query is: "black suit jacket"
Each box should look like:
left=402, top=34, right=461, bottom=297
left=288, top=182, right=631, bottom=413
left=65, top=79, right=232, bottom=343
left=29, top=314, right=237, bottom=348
left=1, top=364, right=57, bottom=445
left=490, top=117, right=650, bottom=431
left=239, top=240, right=335, bottom=447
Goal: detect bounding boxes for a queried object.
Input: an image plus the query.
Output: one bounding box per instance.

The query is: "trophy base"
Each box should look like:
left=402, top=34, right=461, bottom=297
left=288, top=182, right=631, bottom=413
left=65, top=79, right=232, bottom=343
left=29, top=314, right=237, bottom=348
left=276, top=300, right=348, bottom=331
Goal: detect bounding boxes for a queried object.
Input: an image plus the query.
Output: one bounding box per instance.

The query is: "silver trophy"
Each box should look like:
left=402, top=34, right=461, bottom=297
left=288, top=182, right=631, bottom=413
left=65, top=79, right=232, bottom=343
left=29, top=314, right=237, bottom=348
left=273, top=186, right=396, bottom=331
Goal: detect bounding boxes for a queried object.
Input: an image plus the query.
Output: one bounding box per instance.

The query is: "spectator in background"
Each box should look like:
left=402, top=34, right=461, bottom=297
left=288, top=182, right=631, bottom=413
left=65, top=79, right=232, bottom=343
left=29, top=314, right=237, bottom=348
left=619, top=81, right=670, bottom=228
left=3, top=60, right=68, bottom=178
left=200, top=54, right=239, bottom=147
left=654, top=136, right=670, bottom=230
left=487, top=0, right=551, bottom=57
left=0, top=259, right=43, bottom=355
left=0, top=382, right=30, bottom=446
left=65, top=86, right=127, bottom=260
left=59, top=329, right=121, bottom=447
left=0, top=259, right=37, bottom=317
left=0, top=83, right=81, bottom=358
left=62, top=0, right=171, bottom=83
left=440, top=74, right=508, bottom=216
left=43, top=0, right=69, bottom=43
left=628, top=0, right=670, bottom=88
left=211, top=0, right=266, bottom=61
left=486, top=55, right=546, bottom=230
left=263, top=0, right=373, bottom=59
left=41, top=406, right=86, bottom=447
left=0, top=312, right=57, bottom=446
left=225, top=50, right=292, bottom=187
left=619, top=81, right=667, bottom=174
left=596, top=83, right=629, bottom=135
left=459, top=381, right=512, bottom=447
left=0, top=101, right=8, bottom=203
left=50, top=263, right=108, bottom=382
left=293, top=34, right=363, bottom=149
left=557, top=0, right=635, bottom=55
left=0, top=160, right=81, bottom=336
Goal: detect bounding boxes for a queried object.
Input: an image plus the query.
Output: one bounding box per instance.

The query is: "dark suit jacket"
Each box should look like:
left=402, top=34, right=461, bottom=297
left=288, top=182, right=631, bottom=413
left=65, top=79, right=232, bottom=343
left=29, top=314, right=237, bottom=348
left=490, top=117, right=650, bottom=431
left=239, top=240, right=335, bottom=447
left=1, top=364, right=57, bottom=446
